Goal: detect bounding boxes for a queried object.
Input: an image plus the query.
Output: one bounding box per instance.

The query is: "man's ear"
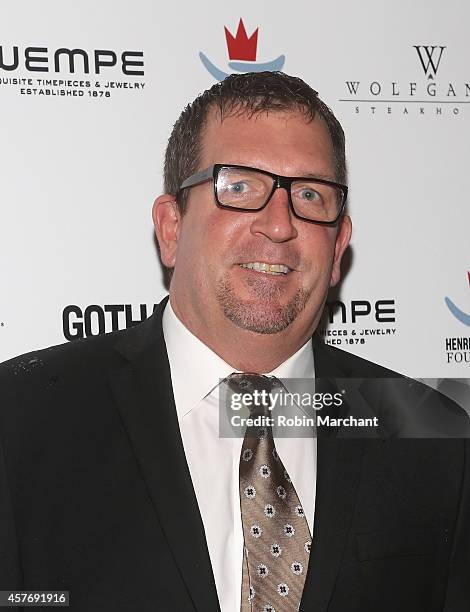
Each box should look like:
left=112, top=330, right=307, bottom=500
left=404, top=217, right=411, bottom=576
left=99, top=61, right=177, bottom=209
left=152, top=194, right=180, bottom=268
left=330, top=214, right=352, bottom=287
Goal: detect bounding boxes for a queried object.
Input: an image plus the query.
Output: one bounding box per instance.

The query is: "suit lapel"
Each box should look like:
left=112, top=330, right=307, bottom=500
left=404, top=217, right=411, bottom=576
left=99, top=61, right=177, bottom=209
left=107, top=298, right=220, bottom=612
left=300, top=336, right=365, bottom=612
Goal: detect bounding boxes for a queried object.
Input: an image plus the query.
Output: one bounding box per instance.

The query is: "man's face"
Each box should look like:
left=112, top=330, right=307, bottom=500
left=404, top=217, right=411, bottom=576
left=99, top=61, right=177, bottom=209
left=157, top=109, right=351, bottom=343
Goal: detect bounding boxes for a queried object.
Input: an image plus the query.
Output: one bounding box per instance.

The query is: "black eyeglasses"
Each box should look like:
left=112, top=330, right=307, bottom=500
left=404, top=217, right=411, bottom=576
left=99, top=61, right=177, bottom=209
left=178, top=164, right=348, bottom=225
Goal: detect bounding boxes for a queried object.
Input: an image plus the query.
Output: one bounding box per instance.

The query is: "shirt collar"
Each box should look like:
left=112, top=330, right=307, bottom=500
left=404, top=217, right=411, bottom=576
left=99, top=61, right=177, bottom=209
left=268, top=335, right=315, bottom=388
left=162, top=299, right=315, bottom=419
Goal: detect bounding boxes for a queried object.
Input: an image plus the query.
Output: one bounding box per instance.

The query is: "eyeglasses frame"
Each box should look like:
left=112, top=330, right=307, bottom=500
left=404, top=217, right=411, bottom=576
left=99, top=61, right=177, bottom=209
left=177, top=163, right=348, bottom=225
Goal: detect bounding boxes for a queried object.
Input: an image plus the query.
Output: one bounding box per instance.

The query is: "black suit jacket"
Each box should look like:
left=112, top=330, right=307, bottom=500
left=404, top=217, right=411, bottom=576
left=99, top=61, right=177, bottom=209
left=1, top=298, right=469, bottom=611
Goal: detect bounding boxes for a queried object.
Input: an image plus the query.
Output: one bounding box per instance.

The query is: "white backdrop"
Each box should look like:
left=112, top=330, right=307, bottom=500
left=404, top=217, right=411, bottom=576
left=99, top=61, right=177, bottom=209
left=1, top=0, right=469, bottom=379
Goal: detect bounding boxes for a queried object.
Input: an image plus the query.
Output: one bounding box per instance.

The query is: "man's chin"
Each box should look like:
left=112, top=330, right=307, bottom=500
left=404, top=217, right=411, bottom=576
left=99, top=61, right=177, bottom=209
left=216, top=278, right=310, bottom=335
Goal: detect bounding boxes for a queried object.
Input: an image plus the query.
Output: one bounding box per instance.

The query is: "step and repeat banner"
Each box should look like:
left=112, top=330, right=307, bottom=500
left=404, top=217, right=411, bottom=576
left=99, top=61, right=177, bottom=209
left=1, top=0, right=469, bottom=380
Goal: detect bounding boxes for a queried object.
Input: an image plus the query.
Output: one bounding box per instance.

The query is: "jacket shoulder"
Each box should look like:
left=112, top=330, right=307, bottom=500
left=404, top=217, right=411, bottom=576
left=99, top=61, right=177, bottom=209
left=313, top=336, right=470, bottom=436
left=0, top=299, right=167, bottom=388
left=314, top=336, right=402, bottom=378
left=0, top=326, right=128, bottom=386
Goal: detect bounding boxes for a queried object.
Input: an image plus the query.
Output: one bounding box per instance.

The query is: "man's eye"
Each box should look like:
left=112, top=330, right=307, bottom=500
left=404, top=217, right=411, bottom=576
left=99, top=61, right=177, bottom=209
left=227, top=181, right=249, bottom=194
left=298, top=188, right=321, bottom=201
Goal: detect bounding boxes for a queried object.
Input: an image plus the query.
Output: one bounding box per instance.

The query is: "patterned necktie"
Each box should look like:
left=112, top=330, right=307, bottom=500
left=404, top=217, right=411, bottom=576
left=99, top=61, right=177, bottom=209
left=227, top=373, right=312, bottom=612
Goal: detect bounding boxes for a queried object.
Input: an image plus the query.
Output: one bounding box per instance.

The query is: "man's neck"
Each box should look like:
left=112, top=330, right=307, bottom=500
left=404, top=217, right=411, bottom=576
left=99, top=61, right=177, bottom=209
left=169, top=296, right=318, bottom=373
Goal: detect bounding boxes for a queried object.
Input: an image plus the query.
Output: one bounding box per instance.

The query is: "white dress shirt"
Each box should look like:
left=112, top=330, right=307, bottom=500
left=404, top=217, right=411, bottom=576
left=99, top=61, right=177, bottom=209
left=162, top=301, right=317, bottom=612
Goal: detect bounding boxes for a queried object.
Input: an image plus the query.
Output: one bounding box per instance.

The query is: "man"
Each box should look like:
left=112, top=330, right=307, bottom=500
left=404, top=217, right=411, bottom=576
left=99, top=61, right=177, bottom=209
left=0, top=72, right=469, bottom=611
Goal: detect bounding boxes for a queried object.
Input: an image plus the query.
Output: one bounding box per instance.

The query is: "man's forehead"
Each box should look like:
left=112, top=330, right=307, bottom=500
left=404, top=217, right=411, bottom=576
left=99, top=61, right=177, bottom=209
left=199, top=106, right=334, bottom=174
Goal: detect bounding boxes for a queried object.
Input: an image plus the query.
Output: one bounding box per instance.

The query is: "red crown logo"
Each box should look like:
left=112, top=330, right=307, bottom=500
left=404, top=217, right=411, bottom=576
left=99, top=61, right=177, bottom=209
left=224, top=19, right=258, bottom=61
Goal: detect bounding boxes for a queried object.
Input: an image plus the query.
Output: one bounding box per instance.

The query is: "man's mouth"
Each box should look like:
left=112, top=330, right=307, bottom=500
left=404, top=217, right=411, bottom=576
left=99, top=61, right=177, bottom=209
left=239, top=262, right=292, bottom=275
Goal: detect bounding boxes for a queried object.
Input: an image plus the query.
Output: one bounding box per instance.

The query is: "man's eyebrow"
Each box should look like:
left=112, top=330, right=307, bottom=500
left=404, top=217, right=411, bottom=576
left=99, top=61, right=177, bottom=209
left=302, top=172, right=337, bottom=181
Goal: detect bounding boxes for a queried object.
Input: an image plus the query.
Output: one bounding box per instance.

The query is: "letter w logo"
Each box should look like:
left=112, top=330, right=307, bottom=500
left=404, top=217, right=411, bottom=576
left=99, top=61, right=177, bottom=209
left=413, top=45, right=446, bottom=79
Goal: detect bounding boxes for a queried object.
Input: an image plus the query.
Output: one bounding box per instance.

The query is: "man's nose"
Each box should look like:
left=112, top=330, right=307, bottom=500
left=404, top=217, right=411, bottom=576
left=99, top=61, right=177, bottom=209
left=250, top=187, right=298, bottom=242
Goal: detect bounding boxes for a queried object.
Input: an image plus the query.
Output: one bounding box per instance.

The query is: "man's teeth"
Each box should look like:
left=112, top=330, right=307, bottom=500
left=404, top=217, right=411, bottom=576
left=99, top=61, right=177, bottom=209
left=239, top=262, right=291, bottom=275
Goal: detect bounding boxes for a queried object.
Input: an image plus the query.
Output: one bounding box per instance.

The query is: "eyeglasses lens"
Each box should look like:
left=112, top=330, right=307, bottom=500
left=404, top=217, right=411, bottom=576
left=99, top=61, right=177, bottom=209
left=216, top=167, right=341, bottom=222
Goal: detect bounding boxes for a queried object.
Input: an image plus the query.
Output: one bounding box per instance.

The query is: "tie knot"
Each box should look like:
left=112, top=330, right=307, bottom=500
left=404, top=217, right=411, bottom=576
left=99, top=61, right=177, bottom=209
left=226, top=372, right=276, bottom=417
left=227, top=372, right=275, bottom=393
